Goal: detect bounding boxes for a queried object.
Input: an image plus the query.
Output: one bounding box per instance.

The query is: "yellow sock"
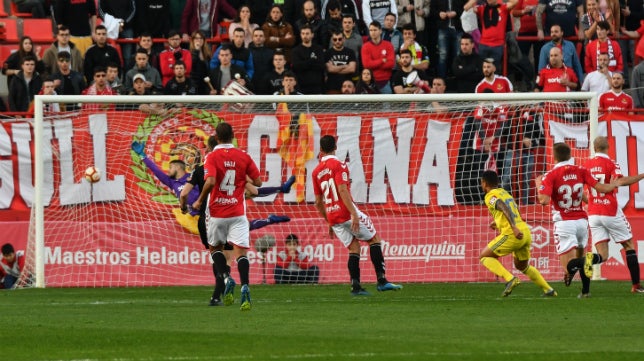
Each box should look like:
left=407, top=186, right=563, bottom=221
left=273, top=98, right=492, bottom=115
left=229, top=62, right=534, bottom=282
left=481, top=257, right=513, bottom=282
left=522, top=265, right=552, bottom=292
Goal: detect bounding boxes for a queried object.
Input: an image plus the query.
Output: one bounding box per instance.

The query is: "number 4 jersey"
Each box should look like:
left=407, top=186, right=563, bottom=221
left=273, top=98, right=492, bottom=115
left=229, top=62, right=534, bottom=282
left=312, top=155, right=353, bottom=225
left=539, top=159, right=598, bottom=222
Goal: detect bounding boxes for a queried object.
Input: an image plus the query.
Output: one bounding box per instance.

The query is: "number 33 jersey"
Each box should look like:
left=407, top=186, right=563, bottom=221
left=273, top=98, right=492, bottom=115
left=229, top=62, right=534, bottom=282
left=312, top=155, right=353, bottom=225
left=539, top=160, right=598, bottom=222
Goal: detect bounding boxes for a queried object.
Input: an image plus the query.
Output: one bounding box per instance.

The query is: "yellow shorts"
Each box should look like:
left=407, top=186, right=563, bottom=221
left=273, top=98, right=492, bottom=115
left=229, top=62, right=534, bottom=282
left=487, top=224, right=532, bottom=261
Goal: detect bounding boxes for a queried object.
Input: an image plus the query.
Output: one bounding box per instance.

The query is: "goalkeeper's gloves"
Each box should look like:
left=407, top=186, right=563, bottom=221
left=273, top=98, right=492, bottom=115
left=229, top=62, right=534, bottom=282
left=131, top=141, right=146, bottom=158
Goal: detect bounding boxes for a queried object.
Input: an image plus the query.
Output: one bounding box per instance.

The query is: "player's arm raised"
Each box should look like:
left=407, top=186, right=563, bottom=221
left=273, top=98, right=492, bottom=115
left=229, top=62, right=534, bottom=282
left=337, top=183, right=360, bottom=232
left=192, top=176, right=215, bottom=211
left=495, top=199, right=523, bottom=239
left=617, top=173, right=644, bottom=187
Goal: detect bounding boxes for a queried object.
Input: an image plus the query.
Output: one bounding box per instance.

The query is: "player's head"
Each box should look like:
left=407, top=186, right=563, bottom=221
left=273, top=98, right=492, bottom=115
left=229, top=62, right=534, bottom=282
left=593, top=136, right=609, bottom=153
left=215, top=122, right=234, bottom=143
left=320, top=135, right=337, bottom=155
left=169, top=159, right=186, bottom=179
left=2, top=243, right=16, bottom=262
left=207, top=136, right=218, bottom=152
left=285, top=234, right=299, bottom=250
left=480, top=170, right=499, bottom=191
left=553, top=142, right=571, bottom=162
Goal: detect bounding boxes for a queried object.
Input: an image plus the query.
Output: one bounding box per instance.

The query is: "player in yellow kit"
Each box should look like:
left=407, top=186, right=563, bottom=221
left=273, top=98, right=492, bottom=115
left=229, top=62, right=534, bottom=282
left=479, top=170, right=557, bottom=297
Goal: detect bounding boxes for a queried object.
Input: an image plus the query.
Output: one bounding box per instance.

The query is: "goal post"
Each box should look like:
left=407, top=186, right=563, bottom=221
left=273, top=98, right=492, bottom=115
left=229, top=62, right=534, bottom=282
left=26, top=92, right=599, bottom=288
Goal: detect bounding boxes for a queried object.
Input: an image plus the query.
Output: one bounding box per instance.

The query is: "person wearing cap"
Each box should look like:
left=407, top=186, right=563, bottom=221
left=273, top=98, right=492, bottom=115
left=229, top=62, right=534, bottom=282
left=124, top=48, right=163, bottom=94
left=274, top=234, right=320, bottom=284
left=42, top=25, right=84, bottom=77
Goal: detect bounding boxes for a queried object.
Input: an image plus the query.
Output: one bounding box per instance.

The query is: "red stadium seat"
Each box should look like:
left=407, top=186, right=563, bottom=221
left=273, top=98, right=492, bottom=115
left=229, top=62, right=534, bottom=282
left=0, top=2, right=8, bottom=17
left=23, top=18, right=54, bottom=42
left=0, top=44, right=19, bottom=62
left=10, top=1, right=32, bottom=17
left=0, top=18, right=19, bottom=42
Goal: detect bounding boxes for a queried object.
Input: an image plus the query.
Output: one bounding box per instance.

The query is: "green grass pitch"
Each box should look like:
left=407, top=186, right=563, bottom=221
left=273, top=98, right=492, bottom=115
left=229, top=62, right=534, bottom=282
left=3, top=281, right=644, bottom=361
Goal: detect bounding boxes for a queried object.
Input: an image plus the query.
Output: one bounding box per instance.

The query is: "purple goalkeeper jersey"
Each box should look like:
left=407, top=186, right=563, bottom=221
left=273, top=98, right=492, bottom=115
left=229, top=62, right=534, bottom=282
left=143, top=158, right=200, bottom=216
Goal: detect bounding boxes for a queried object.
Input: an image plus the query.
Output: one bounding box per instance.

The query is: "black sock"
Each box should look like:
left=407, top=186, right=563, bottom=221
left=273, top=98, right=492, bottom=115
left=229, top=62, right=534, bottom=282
left=567, top=257, right=583, bottom=274
left=237, top=256, right=250, bottom=286
left=256, top=186, right=281, bottom=197
left=579, top=269, right=591, bottom=294
left=626, top=250, right=640, bottom=285
left=592, top=253, right=603, bottom=264
left=211, top=263, right=217, bottom=279
left=211, top=251, right=228, bottom=299
left=348, top=253, right=361, bottom=289
left=369, top=243, right=387, bottom=284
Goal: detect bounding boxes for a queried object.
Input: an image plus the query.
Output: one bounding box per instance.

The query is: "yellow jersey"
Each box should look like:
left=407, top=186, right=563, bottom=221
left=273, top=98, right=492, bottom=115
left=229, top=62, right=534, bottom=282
left=485, top=188, right=524, bottom=235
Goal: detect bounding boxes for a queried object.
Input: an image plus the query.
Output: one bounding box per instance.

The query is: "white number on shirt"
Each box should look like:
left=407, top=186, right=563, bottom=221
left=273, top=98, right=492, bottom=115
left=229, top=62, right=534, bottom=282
left=219, top=169, right=236, bottom=196
left=590, top=174, right=606, bottom=197
left=557, top=182, right=584, bottom=208
left=321, top=178, right=339, bottom=204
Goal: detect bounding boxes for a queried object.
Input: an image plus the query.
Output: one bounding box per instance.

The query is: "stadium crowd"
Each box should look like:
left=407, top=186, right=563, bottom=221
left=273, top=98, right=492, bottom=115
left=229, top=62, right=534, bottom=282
left=1, top=0, right=643, bottom=112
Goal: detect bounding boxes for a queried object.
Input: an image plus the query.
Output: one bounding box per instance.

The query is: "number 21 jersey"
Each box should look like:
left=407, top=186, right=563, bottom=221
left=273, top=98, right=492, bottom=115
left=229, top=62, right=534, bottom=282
left=312, top=155, right=353, bottom=225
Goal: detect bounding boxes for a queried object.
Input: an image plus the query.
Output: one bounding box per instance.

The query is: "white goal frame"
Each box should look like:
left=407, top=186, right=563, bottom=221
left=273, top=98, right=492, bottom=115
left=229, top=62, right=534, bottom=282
left=32, top=92, right=599, bottom=288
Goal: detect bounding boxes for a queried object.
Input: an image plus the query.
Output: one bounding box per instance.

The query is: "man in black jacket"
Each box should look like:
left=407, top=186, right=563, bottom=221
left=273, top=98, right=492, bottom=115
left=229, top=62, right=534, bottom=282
left=451, top=33, right=482, bottom=93
left=291, top=25, right=325, bottom=94
left=249, top=28, right=275, bottom=94
left=83, top=25, right=122, bottom=83
left=9, top=56, right=43, bottom=112
left=51, top=51, right=87, bottom=100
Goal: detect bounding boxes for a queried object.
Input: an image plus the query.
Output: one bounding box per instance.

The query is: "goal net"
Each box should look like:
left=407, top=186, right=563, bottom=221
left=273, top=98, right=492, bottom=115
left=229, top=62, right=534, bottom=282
left=20, top=92, right=600, bottom=288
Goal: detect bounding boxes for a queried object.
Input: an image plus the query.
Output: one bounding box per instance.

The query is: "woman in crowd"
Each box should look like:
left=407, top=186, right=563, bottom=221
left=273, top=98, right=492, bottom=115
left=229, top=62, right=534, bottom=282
left=229, top=5, right=259, bottom=48
left=189, top=31, right=212, bottom=95
left=2, top=36, right=45, bottom=89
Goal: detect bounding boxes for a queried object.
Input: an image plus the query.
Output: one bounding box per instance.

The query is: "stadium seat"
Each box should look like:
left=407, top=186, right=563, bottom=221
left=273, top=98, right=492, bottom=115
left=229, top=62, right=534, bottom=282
left=23, top=18, right=53, bottom=42
left=0, top=1, right=8, bottom=17
left=0, top=18, right=19, bottom=42
left=10, top=1, right=32, bottom=17
left=0, top=44, right=19, bottom=62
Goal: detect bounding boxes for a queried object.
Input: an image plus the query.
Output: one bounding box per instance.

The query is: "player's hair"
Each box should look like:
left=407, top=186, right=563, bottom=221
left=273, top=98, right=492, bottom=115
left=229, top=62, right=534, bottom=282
left=2, top=243, right=15, bottom=255
left=215, top=122, right=234, bottom=143
left=481, top=170, right=499, bottom=187
left=320, top=135, right=337, bottom=153
left=169, top=159, right=186, bottom=170
left=593, top=136, right=609, bottom=153
left=285, top=234, right=299, bottom=244
left=553, top=142, right=571, bottom=162
left=207, top=135, right=218, bottom=150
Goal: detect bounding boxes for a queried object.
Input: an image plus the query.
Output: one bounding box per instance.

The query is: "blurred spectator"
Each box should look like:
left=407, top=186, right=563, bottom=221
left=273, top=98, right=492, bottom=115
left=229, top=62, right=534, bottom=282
left=580, top=0, right=618, bottom=40
left=159, top=31, right=192, bottom=86
left=106, top=62, right=124, bottom=94
left=391, top=49, right=429, bottom=94
left=229, top=5, right=260, bottom=48
left=51, top=51, right=87, bottom=100
left=53, top=0, right=97, bottom=56
left=399, top=24, right=430, bottom=72
left=249, top=1, right=273, bottom=25
left=261, top=51, right=288, bottom=95
left=294, top=0, right=328, bottom=47
left=207, top=45, right=250, bottom=94
left=599, top=72, right=633, bottom=111
left=211, top=28, right=255, bottom=80
left=276, top=70, right=302, bottom=95
left=336, top=14, right=362, bottom=66
left=275, top=0, right=297, bottom=25
left=133, top=33, right=161, bottom=73
left=361, top=21, right=395, bottom=93
left=8, top=56, right=43, bottom=112
left=99, top=0, right=137, bottom=70
left=1, top=243, right=24, bottom=290
left=180, top=0, right=237, bottom=40
left=429, top=77, right=448, bottom=113
left=356, top=68, right=380, bottom=93
left=536, top=47, right=578, bottom=91
left=581, top=52, right=612, bottom=94
left=291, top=25, right=326, bottom=94
left=341, top=79, right=356, bottom=93
left=619, top=0, right=643, bottom=87
left=464, top=0, right=517, bottom=69
left=249, top=28, right=276, bottom=93
left=3, top=36, right=45, bottom=90
left=322, top=0, right=363, bottom=33
left=125, top=48, right=163, bottom=93
left=81, top=66, right=118, bottom=111
left=432, top=0, right=465, bottom=79
left=396, top=0, right=430, bottom=46
left=517, top=110, right=544, bottom=205
left=136, top=0, right=172, bottom=41
left=36, top=78, right=61, bottom=113
left=452, top=33, right=483, bottom=93
left=189, top=31, right=212, bottom=95
left=12, top=0, right=46, bottom=18
left=169, top=0, right=187, bottom=31
left=130, top=73, right=154, bottom=95
left=274, top=234, right=320, bottom=284
left=511, top=0, right=541, bottom=73
left=535, top=0, right=584, bottom=42
left=83, top=25, right=122, bottom=83
left=632, top=61, right=644, bottom=108
left=325, top=31, right=357, bottom=93
left=42, top=26, right=83, bottom=77
left=381, top=12, right=402, bottom=52
left=262, top=4, right=296, bottom=61
left=538, top=24, right=584, bottom=82
left=362, top=0, right=397, bottom=32
left=584, top=20, right=623, bottom=74
left=322, top=0, right=343, bottom=36
left=165, top=62, right=197, bottom=95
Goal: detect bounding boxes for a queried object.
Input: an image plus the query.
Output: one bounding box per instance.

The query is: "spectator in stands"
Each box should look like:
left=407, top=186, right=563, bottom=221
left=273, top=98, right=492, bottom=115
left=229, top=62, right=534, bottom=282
left=42, top=26, right=83, bottom=77
left=262, top=4, right=296, bottom=61
left=381, top=12, right=402, bottom=52
left=229, top=5, right=260, bottom=48
left=8, top=56, right=42, bottom=113
left=159, top=31, right=192, bottom=86
left=188, top=31, right=212, bottom=95
left=356, top=68, right=380, bottom=94
left=322, top=0, right=343, bottom=37
left=362, top=0, right=397, bottom=33
left=580, top=0, right=618, bottom=40
left=133, top=33, right=160, bottom=73
left=325, top=31, right=357, bottom=94
left=361, top=21, right=395, bottom=94
left=249, top=28, right=275, bottom=94
left=535, top=0, right=584, bottom=42
left=429, top=77, right=449, bottom=113
left=337, top=14, right=362, bottom=65
left=276, top=70, right=302, bottom=95
left=341, top=79, right=356, bottom=94
left=291, top=25, right=326, bottom=94
left=51, top=51, right=87, bottom=101
left=207, top=44, right=250, bottom=94
left=511, top=0, right=541, bottom=73
left=3, top=36, right=44, bottom=90
left=11, top=0, right=46, bottom=18
left=261, top=51, right=288, bottom=95
left=452, top=33, right=483, bottom=93
left=1, top=243, right=24, bottom=289
left=31, top=77, right=61, bottom=113
left=83, top=25, right=122, bottom=83
left=432, top=0, right=465, bottom=79
left=53, top=0, right=97, bottom=56
left=399, top=24, right=430, bottom=72
left=274, top=234, right=320, bottom=284
left=581, top=52, right=612, bottom=94
left=169, top=0, right=187, bottom=31
left=130, top=73, right=152, bottom=95
left=322, top=0, right=363, bottom=33
left=517, top=110, right=544, bottom=205
left=584, top=20, right=623, bottom=74
left=98, top=0, right=137, bottom=72
left=464, top=0, right=517, bottom=69
left=618, top=0, right=642, bottom=87
left=165, top=61, right=197, bottom=95
left=294, top=0, right=329, bottom=47
left=81, top=66, right=117, bottom=111
left=538, top=24, right=584, bottom=83
left=397, top=0, right=429, bottom=46
left=599, top=72, right=633, bottom=111
left=632, top=61, right=644, bottom=108
left=106, top=62, right=124, bottom=95
left=136, top=0, right=171, bottom=44
left=211, top=28, right=255, bottom=81
left=535, top=47, right=578, bottom=115
left=249, top=1, right=272, bottom=26
left=181, top=0, right=237, bottom=40
left=391, top=49, right=429, bottom=94
left=125, top=48, right=163, bottom=93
